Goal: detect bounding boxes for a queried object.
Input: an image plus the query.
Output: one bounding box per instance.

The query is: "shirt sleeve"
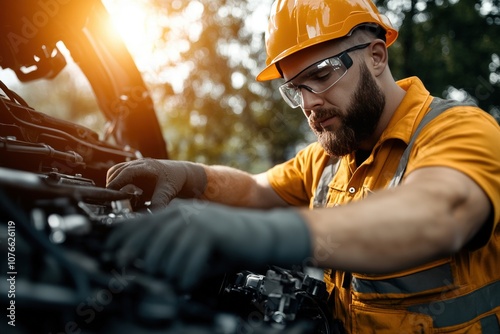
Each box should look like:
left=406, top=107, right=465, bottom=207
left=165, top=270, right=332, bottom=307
left=267, top=142, right=330, bottom=207
left=407, top=106, right=500, bottom=231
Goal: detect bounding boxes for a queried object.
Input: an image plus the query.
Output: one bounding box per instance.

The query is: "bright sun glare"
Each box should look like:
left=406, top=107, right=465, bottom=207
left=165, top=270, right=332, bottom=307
left=102, top=0, right=181, bottom=75
left=101, top=0, right=270, bottom=93
left=102, top=0, right=162, bottom=71
left=101, top=0, right=196, bottom=91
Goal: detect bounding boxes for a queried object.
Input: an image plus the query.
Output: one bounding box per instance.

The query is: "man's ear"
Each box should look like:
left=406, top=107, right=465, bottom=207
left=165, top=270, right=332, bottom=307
left=370, top=39, right=388, bottom=77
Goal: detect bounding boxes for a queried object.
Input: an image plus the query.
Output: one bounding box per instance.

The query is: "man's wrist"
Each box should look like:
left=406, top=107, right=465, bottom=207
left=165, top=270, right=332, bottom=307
left=267, top=209, right=312, bottom=266
left=180, top=162, right=208, bottom=198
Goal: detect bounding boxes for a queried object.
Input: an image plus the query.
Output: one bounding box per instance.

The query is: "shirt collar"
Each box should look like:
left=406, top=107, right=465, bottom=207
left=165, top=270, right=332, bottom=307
left=378, top=76, right=433, bottom=145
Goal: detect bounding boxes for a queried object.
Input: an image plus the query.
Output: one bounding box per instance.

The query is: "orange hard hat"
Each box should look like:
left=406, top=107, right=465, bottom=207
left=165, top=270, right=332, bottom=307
left=256, top=0, right=398, bottom=81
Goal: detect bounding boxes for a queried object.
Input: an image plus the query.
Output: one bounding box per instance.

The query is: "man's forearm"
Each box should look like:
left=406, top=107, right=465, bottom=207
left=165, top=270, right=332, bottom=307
left=300, top=167, right=490, bottom=273
left=200, top=165, right=288, bottom=208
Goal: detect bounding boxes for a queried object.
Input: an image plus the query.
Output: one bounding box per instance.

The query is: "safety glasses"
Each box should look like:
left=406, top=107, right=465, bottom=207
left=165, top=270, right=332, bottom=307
left=278, top=42, right=371, bottom=109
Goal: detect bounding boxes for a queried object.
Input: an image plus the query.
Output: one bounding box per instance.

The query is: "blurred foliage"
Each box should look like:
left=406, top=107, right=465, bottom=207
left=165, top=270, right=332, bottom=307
left=148, top=0, right=308, bottom=172
left=380, top=0, right=500, bottom=119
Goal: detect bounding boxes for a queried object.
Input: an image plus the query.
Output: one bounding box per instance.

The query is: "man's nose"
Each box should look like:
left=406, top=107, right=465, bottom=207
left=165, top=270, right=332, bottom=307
left=300, top=88, right=324, bottom=112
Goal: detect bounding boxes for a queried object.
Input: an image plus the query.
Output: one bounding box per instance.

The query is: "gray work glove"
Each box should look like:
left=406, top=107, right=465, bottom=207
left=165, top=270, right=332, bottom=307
left=106, top=158, right=207, bottom=210
left=105, top=200, right=312, bottom=291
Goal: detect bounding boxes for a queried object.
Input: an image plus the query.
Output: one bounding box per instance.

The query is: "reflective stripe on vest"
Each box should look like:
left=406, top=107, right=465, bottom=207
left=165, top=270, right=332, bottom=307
left=352, top=262, right=453, bottom=294
left=407, top=280, right=500, bottom=329
left=388, top=97, right=477, bottom=188
left=313, top=156, right=340, bottom=208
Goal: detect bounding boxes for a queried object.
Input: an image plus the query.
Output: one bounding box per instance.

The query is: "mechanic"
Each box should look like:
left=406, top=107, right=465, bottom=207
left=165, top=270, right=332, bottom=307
left=106, top=0, right=500, bottom=332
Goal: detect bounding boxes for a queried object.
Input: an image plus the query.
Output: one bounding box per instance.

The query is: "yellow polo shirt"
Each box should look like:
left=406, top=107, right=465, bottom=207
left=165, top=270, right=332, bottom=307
left=267, top=76, right=500, bottom=333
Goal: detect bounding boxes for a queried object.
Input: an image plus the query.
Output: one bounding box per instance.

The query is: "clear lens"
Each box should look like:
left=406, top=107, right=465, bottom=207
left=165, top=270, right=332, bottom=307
left=278, top=57, right=347, bottom=108
left=279, top=83, right=301, bottom=108
left=303, top=57, right=345, bottom=92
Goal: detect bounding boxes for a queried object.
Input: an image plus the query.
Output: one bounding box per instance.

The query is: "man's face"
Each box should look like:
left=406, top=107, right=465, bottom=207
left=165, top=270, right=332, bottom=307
left=308, top=61, right=385, bottom=157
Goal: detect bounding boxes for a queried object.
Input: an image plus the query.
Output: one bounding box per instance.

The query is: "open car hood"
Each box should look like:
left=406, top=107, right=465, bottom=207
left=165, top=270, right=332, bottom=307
left=0, top=0, right=167, bottom=186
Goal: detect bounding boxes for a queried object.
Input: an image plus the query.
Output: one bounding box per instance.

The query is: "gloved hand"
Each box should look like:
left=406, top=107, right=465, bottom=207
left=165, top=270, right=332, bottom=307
left=106, top=158, right=207, bottom=210
left=105, top=200, right=312, bottom=291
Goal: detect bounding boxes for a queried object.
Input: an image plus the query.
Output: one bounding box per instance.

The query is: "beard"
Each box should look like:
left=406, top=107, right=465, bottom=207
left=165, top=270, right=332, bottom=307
left=310, top=62, right=385, bottom=157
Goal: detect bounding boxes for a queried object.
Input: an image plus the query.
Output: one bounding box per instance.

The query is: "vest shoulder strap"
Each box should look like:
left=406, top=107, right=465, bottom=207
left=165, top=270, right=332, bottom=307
left=387, top=97, right=476, bottom=187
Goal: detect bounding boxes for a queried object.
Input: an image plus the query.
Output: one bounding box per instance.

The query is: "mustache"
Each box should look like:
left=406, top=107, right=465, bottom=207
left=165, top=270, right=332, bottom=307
left=308, top=108, right=342, bottom=128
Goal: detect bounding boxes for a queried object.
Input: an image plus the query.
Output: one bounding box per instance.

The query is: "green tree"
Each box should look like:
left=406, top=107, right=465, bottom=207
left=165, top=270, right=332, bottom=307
left=149, top=0, right=308, bottom=172
left=379, top=0, right=500, bottom=121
